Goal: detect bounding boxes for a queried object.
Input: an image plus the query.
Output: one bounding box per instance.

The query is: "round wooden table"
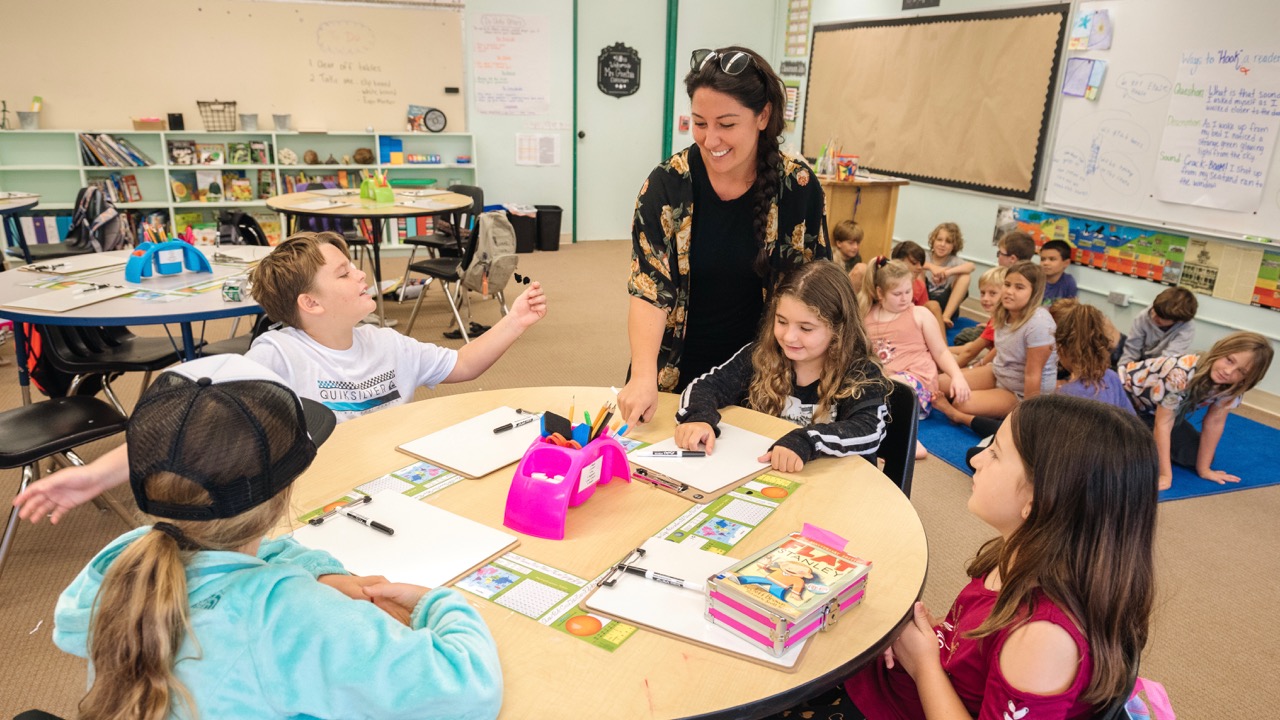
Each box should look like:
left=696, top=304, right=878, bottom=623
left=284, top=387, right=928, bottom=720
left=266, top=189, right=472, bottom=327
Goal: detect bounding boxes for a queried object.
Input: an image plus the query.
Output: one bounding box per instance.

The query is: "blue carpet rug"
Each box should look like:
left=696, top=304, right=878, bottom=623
left=919, top=396, right=1279, bottom=503
left=929, top=315, right=1277, bottom=502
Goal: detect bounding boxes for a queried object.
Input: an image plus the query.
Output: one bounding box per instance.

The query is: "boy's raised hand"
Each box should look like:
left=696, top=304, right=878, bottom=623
left=508, top=281, right=547, bottom=329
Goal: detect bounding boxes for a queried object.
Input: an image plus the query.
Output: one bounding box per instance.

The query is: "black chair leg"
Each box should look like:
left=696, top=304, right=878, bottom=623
left=0, top=464, right=36, bottom=584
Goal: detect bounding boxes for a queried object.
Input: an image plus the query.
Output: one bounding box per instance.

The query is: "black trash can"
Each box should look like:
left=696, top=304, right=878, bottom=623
left=535, top=205, right=563, bottom=251
left=507, top=210, right=536, bottom=253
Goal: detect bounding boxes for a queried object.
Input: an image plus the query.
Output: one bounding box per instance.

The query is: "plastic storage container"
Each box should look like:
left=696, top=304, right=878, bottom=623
left=535, top=205, right=563, bottom=251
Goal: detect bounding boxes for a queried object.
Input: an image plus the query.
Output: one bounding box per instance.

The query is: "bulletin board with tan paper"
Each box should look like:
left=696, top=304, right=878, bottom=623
left=1, top=0, right=465, bottom=133
left=802, top=5, right=1069, bottom=200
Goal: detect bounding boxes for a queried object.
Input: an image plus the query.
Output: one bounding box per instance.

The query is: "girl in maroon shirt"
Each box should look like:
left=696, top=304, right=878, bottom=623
left=846, top=395, right=1155, bottom=719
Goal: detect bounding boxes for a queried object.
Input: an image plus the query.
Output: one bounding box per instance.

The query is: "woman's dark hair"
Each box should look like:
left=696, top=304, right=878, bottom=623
left=685, top=46, right=787, bottom=277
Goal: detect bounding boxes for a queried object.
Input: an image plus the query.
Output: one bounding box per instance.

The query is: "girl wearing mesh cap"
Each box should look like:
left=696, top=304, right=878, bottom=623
left=53, top=355, right=502, bottom=720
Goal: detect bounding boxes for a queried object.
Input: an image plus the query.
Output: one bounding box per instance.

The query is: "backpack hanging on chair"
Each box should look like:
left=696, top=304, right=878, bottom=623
left=65, top=185, right=127, bottom=252
left=461, top=210, right=519, bottom=297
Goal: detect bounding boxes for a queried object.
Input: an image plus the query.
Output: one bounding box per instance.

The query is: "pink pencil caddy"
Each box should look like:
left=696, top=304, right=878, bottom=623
left=503, top=432, right=630, bottom=540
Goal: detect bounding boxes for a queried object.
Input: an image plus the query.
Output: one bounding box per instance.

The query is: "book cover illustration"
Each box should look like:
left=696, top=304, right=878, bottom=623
left=196, top=143, right=225, bottom=165
left=250, top=140, right=271, bottom=164
left=168, top=140, right=196, bottom=166
left=227, top=142, right=252, bottom=164
left=718, top=534, right=871, bottom=621
left=257, top=169, right=275, bottom=199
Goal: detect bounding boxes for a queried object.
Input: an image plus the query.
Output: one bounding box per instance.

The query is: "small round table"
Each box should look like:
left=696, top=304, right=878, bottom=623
left=266, top=189, right=473, bottom=327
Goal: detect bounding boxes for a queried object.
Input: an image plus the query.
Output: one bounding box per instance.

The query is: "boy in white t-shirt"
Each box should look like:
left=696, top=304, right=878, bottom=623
left=15, top=231, right=547, bottom=524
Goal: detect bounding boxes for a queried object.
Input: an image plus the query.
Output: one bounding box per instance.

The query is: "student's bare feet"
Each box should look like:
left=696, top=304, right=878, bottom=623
left=915, top=440, right=929, bottom=460
left=931, top=394, right=974, bottom=428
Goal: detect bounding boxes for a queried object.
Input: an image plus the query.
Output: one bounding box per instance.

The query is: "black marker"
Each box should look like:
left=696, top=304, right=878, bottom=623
left=338, top=505, right=395, bottom=536
left=635, top=450, right=706, bottom=458
left=493, top=415, right=539, bottom=434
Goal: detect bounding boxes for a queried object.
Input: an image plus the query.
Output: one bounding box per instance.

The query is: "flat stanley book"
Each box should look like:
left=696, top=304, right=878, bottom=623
left=716, top=533, right=871, bottom=621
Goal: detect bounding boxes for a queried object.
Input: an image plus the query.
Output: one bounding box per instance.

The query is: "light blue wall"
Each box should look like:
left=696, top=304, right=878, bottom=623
left=786, top=0, right=1280, bottom=396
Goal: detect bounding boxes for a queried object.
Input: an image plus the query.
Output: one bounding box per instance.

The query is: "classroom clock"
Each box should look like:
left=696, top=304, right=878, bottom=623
left=424, top=108, right=447, bottom=133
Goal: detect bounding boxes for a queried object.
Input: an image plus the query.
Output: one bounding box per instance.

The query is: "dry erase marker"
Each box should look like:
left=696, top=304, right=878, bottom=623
left=493, top=415, right=538, bottom=434
left=635, top=450, right=705, bottom=458
left=307, top=494, right=372, bottom=526
left=337, top=505, right=394, bottom=536
left=617, top=564, right=705, bottom=593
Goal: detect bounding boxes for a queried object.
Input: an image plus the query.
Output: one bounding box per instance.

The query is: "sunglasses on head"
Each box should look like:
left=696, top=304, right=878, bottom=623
left=690, top=48, right=755, bottom=76
left=514, top=272, right=532, bottom=285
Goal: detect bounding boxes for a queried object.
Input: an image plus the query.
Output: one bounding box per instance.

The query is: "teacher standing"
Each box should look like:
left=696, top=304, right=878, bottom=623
left=619, top=46, right=829, bottom=426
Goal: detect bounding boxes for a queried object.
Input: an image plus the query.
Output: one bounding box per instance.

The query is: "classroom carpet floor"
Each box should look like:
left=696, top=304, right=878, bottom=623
left=1, top=241, right=1276, bottom=717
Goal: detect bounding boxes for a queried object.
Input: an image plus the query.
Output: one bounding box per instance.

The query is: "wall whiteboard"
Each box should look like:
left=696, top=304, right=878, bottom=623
left=1044, top=0, right=1280, bottom=242
left=1, top=0, right=464, bottom=132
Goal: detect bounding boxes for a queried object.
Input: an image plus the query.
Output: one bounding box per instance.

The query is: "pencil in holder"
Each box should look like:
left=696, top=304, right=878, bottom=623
left=503, top=432, right=630, bottom=540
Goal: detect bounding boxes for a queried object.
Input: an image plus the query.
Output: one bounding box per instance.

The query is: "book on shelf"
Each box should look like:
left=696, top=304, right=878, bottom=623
left=257, top=169, right=275, bottom=199
left=168, top=140, right=197, bottom=166
left=114, top=136, right=155, bottom=165
left=196, top=170, right=222, bottom=202
left=86, top=173, right=142, bottom=204
left=227, top=142, right=252, bottom=165
left=120, top=174, right=142, bottom=202
left=173, top=211, right=203, bottom=237
left=170, top=171, right=195, bottom=202
left=396, top=216, right=436, bottom=242
left=229, top=178, right=254, bottom=202
left=250, top=140, right=272, bottom=164
left=196, top=143, right=225, bottom=165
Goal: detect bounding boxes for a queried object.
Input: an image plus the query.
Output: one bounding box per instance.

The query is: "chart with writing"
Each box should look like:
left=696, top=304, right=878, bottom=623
left=1154, top=48, right=1280, bottom=211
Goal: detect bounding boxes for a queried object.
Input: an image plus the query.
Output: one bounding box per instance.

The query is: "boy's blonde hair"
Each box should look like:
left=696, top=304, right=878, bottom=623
left=249, top=231, right=350, bottom=328
left=994, top=261, right=1045, bottom=331
left=832, top=219, right=864, bottom=246
left=978, top=265, right=1008, bottom=290
left=928, top=222, right=964, bottom=254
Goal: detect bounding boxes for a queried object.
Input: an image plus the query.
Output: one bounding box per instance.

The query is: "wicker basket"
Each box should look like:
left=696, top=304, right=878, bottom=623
left=197, top=100, right=238, bottom=132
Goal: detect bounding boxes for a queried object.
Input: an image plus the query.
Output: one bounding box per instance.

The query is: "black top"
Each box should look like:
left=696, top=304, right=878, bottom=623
left=680, top=147, right=766, bottom=388
left=676, top=343, right=892, bottom=463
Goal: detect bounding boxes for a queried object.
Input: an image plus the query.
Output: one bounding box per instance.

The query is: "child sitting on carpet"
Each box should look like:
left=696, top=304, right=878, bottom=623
left=1120, top=331, right=1273, bottom=491
left=859, top=257, right=971, bottom=459
left=1051, top=302, right=1135, bottom=414
left=951, top=266, right=1007, bottom=365
left=923, top=222, right=975, bottom=327
left=844, top=395, right=1155, bottom=719
left=891, top=240, right=947, bottom=334
left=937, top=261, right=1057, bottom=420
left=675, top=262, right=893, bottom=473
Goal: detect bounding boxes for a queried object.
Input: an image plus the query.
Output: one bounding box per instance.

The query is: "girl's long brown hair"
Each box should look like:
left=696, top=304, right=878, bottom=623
left=966, top=396, right=1156, bottom=707
left=1053, top=301, right=1112, bottom=388
left=81, top=475, right=290, bottom=720
left=1177, top=331, right=1274, bottom=419
left=749, top=262, right=886, bottom=421
left=993, top=261, right=1045, bottom=332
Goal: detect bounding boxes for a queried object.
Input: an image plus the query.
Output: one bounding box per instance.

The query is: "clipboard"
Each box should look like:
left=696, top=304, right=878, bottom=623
left=396, top=406, right=543, bottom=478
left=2, top=282, right=133, bottom=312
left=628, top=423, right=775, bottom=504
left=582, top=538, right=810, bottom=670
left=289, top=492, right=518, bottom=589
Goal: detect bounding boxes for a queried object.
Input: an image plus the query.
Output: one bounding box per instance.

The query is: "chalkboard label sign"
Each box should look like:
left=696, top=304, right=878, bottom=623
left=598, top=43, right=640, bottom=98
left=779, top=60, right=807, bottom=77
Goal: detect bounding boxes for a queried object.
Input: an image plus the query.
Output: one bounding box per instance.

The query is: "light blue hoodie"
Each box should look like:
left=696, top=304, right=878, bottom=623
left=55, top=527, right=503, bottom=720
